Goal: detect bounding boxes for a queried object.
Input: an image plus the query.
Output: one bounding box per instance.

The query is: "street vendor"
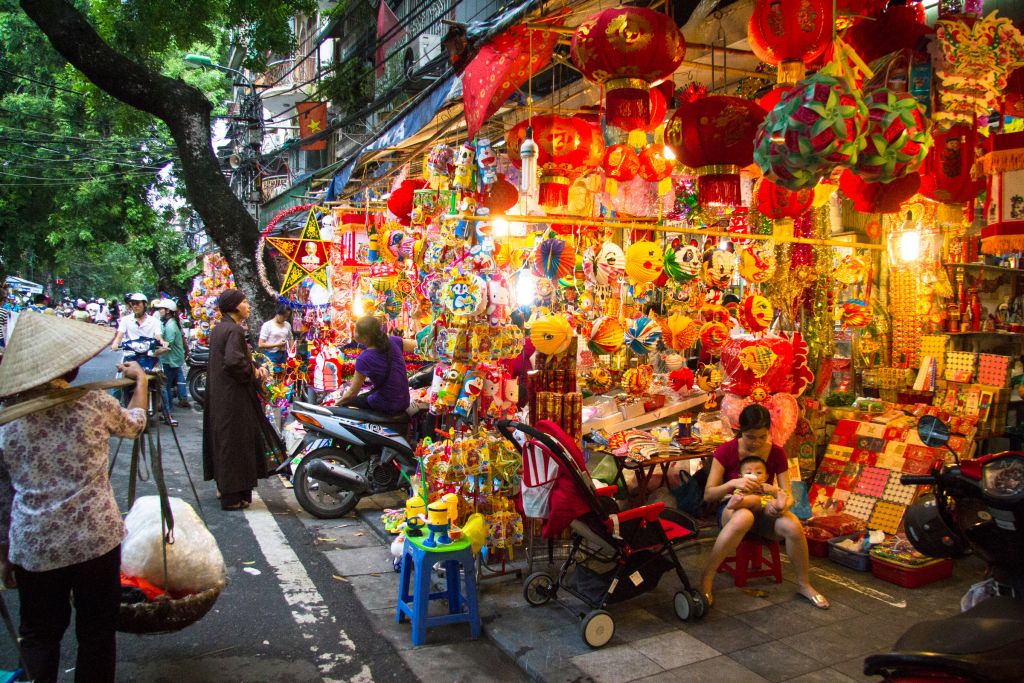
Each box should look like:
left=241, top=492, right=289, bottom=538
left=699, top=404, right=829, bottom=610
left=338, top=316, right=416, bottom=414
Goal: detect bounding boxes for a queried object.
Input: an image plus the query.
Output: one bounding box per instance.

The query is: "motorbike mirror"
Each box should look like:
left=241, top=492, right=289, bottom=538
left=917, top=416, right=958, bottom=464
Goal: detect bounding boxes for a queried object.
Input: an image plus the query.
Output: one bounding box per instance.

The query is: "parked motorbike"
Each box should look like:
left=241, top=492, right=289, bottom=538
left=288, top=363, right=435, bottom=518
left=864, top=415, right=1024, bottom=681
left=186, top=343, right=209, bottom=409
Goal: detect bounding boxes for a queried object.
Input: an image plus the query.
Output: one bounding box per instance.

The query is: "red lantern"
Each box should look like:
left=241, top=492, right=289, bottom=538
left=836, top=0, right=887, bottom=29
left=481, top=174, right=519, bottom=214
left=602, top=144, right=641, bottom=182
left=919, top=124, right=984, bottom=205
left=506, top=115, right=602, bottom=208
left=386, top=178, right=428, bottom=226
left=840, top=170, right=921, bottom=214
left=665, top=96, right=767, bottom=207
left=638, top=144, right=674, bottom=182
left=756, top=85, right=792, bottom=113
left=570, top=8, right=686, bottom=131
left=1004, top=65, right=1024, bottom=118
left=751, top=176, right=813, bottom=219
left=842, top=0, right=930, bottom=66
left=748, top=0, right=833, bottom=84
left=978, top=132, right=1024, bottom=254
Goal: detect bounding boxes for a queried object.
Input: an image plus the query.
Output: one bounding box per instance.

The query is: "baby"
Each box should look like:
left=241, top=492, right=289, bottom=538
left=726, top=456, right=787, bottom=513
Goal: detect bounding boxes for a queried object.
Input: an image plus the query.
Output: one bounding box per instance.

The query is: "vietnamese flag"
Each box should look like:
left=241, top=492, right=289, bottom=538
left=297, top=101, right=328, bottom=150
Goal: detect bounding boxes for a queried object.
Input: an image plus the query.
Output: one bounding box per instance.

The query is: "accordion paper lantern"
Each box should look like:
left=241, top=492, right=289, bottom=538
left=594, top=242, right=626, bottom=286
left=664, top=313, right=699, bottom=350
left=530, top=314, right=575, bottom=356
left=588, top=316, right=625, bottom=354
left=625, top=316, right=663, bottom=355
left=625, top=240, right=665, bottom=284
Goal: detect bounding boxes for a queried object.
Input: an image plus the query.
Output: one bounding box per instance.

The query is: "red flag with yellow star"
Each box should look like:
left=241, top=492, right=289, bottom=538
left=297, top=101, right=327, bottom=151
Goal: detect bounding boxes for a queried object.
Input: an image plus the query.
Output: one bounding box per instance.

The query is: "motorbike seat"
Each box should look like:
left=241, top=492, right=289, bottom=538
left=893, top=596, right=1024, bottom=654
left=326, top=405, right=410, bottom=425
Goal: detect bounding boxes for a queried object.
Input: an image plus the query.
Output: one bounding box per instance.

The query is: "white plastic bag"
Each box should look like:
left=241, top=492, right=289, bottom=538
left=121, top=496, right=226, bottom=594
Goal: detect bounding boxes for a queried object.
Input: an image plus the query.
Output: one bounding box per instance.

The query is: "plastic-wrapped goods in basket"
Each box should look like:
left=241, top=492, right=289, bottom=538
left=121, top=497, right=226, bottom=595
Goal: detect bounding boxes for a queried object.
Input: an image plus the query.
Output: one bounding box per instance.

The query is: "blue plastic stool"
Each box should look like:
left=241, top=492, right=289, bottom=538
left=395, top=534, right=480, bottom=646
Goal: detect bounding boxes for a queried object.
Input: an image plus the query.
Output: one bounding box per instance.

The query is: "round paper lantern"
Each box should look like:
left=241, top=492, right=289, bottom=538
left=530, top=315, right=574, bottom=356
left=505, top=115, right=603, bottom=208
left=751, top=176, right=813, bottom=219
left=854, top=89, right=932, bottom=183
left=570, top=8, right=687, bottom=131
left=695, top=363, right=723, bottom=393
left=536, top=238, right=576, bottom=279
left=664, top=313, right=698, bottom=350
left=702, top=248, right=737, bottom=289
left=720, top=336, right=794, bottom=396
left=387, top=178, right=429, bottom=226
left=747, top=0, right=833, bottom=84
left=642, top=84, right=671, bottom=132
left=588, top=316, right=625, bottom=354
left=840, top=170, right=921, bottom=214
left=625, top=240, right=664, bottom=284
left=663, top=239, right=702, bottom=283
left=699, top=321, right=731, bottom=353
left=919, top=124, right=984, bottom=205
left=665, top=96, right=767, bottom=206
left=593, top=242, right=626, bottom=286
left=481, top=174, right=519, bottom=214
left=602, top=144, right=641, bottom=182
left=625, top=316, right=663, bottom=355
left=737, top=242, right=777, bottom=283
left=664, top=352, right=684, bottom=371
left=737, top=293, right=774, bottom=334
left=754, top=68, right=869, bottom=190
left=842, top=0, right=930, bottom=67
left=638, top=144, right=675, bottom=183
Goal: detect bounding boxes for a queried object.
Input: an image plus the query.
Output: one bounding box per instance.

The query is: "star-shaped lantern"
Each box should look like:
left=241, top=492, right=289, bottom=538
left=267, top=209, right=330, bottom=294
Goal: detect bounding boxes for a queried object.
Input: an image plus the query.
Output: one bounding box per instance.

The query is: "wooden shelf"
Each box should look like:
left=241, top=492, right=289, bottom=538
left=945, top=331, right=1022, bottom=337
left=943, top=262, right=1024, bottom=276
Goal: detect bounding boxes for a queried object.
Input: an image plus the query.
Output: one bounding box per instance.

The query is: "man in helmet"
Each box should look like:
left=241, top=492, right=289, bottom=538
left=96, top=298, right=108, bottom=324
left=85, top=298, right=100, bottom=322
left=154, top=299, right=189, bottom=421
left=110, top=293, right=164, bottom=353
left=72, top=300, right=91, bottom=323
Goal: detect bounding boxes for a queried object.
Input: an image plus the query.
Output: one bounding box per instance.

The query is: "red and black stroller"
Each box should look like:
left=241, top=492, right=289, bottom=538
left=497, top=419, right=707, bottom=648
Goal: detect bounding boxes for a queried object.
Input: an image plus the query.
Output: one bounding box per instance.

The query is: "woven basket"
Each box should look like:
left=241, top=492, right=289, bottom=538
left=117, top=586, right=222, bottom=635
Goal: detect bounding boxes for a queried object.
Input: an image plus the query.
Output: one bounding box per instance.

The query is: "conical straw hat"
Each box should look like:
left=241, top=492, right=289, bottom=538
left=0, top=310, right=115, bottom=398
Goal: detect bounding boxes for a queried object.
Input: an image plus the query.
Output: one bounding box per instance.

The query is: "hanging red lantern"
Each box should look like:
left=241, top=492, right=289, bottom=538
left=751, top=176, right=813, bottom=219
left=842, top=0, right=931, bottom=66
left=602, top=144, right=641, bottom=181
left=747, top=0, right=833, bottom=84
left=977, top=132, right=1024, bottom=254
left=638, top=144, right=674, bottom=182
left=387, top=178, right=428, bottom=226
left=665, top=96, right=767, bottom=207
left=641, top=86, right=669, bottom=132
left=756, top=85, right=792, bottom=113
left=836, top=0, right=887, bottom=28
left=481, top=174, right=519, bottom=214
left=506, top=115, right=602, bottom=208
left=840, top=170, right=921, bottom=214
left=570, top=7, right=686, bottom=131
left=1004, top=65, right=1024, bottom=118
left=919, top=124, right=984, bottom=206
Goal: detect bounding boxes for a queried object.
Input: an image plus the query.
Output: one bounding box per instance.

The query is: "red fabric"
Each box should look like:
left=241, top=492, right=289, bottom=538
left=376, top=1, right=404, bottom=78
left=713, top=439, right=788, bottom=485
left=297, top=102, right=327, bottom=151
left=120, top=572, right=166, bottom=601
left=533, top=419, right=590, bottom=539
left=462, top=18, right=561, bottom=139
left=659, top=518, right=694, bottom=543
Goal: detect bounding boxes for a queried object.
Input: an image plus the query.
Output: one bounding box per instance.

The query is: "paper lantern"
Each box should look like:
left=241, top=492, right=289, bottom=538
left=602, top=144, right=641, bottom=196
left=663, top=239, right=702, bottom=283
left=530, top=314, right=574, bottom=356
left=747, top=0, right=833, bottom=84
left=702, top=248, right=737, bottom=289
left=853, top=88, right=932, bottom=183
left=570, top=8, right=686, bottom=131
left=625, top=316, right=663, bottom=355
left=919, top=123, right=984, bottom=206
left=754, top=68, right=868, bottom=190
left=840, top=170, right=921, bottom=214
left=594, top=242, right=626, bottom=286
left=720, top=336, right=794, bottom=396
left=664, top=313, right=698, bottom=350
left=481, top=175, right=519, bottom=214
left=665, top=96, right=767, bottom=206
left=642, top=84, right=671, bottom=132
left=637, top=144, right=675, bottom=183
left=625, top=240, right=664, bottom=284
left=535, top=238, right=576, bottom=279
left=978, top=131, right=1024, bottom=254
left=698, top=321, right=730, bottom=353
left=695, top=363, right=723, bottom=393
left=387, top=178, right=429, bottom=226
left=751, top=176, right=812, bottom=219
left=737, top=293, right=774, bottom=334
left=588, top=316, right=625, bottom=354
left=737, top=242, right=777, bottom=284
left=505, top=115, right=602, bottom=207
left=841, top=0, right=930, bottom=67
left=756, top=85, right=792, bottom=113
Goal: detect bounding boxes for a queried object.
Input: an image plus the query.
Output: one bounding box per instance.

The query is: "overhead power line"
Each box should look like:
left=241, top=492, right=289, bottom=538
left=0, top=67, right=88, bottom=98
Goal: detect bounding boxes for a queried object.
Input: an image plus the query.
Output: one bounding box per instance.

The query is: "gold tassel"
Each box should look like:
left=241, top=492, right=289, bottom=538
left=606, top=178, right=619, bottom=197
left=772, top=218, right=795, bottom=239
left=777, top=60, right=806, bottom=85
left=627, top=130, right=648, bottom=149
left=972, top=148, right=1024, bottom=178
left=982, top=234, right=1024, bottom=255
left=936, top=202, right=966, bottom=227
left=657, top=177, right=672, bottom=197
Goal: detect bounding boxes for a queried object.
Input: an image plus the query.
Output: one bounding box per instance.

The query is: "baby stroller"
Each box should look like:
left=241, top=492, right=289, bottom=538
left=496, top=419, right=707, bottom=648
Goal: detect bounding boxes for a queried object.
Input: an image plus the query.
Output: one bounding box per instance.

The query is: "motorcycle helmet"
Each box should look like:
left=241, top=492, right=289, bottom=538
left=155, top=298, right=177, bottom=312
left=904, top=493, right=970, bottom=559
left=127, top=292, right=147, bottom=303
left=97, top=298, right=105, bottom=304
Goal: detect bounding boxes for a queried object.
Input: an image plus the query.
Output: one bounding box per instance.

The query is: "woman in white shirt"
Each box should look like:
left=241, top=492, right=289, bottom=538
left=258, top=304, right=293, bottom=366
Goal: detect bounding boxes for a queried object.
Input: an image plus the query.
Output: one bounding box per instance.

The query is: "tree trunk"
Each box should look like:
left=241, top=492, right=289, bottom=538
left=19, top=0, right=277, bottom=322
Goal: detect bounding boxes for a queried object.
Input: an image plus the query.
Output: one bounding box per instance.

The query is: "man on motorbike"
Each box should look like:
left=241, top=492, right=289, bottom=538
left=110, top=293, right=165, bottom=352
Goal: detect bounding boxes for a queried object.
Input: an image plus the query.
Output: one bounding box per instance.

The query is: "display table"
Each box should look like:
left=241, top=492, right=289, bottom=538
left=582, top=392, right=708, bottom=435
left=610, top=449, right=713, bottom=504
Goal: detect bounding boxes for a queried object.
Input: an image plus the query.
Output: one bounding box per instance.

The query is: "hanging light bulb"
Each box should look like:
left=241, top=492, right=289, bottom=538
left=515, top=270, right=537, bottom=308
left=519, top=125, right=539, bottom=196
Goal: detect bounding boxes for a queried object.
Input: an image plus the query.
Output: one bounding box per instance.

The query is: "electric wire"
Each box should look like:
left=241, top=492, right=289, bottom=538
left=0, top=67, right=89, bottom=99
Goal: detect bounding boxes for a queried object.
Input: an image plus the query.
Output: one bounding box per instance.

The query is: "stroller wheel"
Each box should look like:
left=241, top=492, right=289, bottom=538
left=674, top=591, right=699, bottom=621
left=580, top=610, right=615, bottom=648
left=523, top=572, right=555, bottom=606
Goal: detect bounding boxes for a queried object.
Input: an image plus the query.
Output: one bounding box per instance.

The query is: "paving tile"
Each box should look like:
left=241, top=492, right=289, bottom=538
left=685, top=612, right=774, bottom=654
left=780, top=620, right=885, bottom=667
left=572, top=645, right=664, bottom=683
left=306, top=520, right=385, bottom=549
left=733, top=597, right=860, bottom=637
left=540, top=664, right=596, bottom=683
left=396, top=641, right=524, bottom=681
left=728, top=640, right=824, bottom=682
left=506, top=625, right=594, bottom=679
left=782, top=669, right=859, bottom=682
left=634, top=655, right=769, bottom=683
left=322, top=546, right=394, bottom=576
left=604, top=607, right=677, bottom=644
left=830, top=655, right=878, bottom=681
left=348, top=572, right=402, bottom=611
left=630, top=630, right=720, bottom=670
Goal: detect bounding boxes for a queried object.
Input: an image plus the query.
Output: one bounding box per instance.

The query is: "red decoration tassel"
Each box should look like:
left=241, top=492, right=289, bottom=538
left=698, top=174, right=741, bottom=207
left=539, top=180, right=570, bottom=208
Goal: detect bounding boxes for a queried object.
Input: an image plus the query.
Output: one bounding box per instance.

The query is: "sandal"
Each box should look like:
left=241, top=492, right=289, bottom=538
left=798, top=591, right=830, bottom=610
left=702, top=592, right=714, bottom=609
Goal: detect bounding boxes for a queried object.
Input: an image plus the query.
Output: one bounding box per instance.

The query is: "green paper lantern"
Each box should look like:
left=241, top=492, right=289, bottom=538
left=853, top=88, right=932, bottom=184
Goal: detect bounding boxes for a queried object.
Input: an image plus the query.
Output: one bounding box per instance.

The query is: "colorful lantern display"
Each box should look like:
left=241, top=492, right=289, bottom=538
left=536, top=238, right=576, bottom=279
left=977, top=132, right=1024, bottom=254
left=665, top=96, right=767, bottom=206
left=851, top=88, right=932, bottom=184
left=570, top=7, right=686, bottom=131
left=747, top=0, right=833, bottom=84
left=506, top=115, right=603, bottom=208
left=594, top=241, right=626, bottom=286
left=625, top=316, right=663, bottom=355
left=751, top=176, right=813, bottom=219
left=663, top=239, right=701, bottom=283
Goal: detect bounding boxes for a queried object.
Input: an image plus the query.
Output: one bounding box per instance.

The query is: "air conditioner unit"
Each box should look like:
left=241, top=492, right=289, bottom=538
left=404, top=33, right=442, bottom=75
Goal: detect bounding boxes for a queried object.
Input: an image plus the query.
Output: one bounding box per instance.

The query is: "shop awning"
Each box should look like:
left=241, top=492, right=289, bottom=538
left=4, top=276, right=43, bottom=294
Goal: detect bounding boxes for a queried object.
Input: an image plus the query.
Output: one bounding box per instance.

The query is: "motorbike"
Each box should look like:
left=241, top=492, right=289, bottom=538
left=864, top=415, right=1024, bottom=682
left=186, top=343, right=209, bottom=409
left=288, top=363, right=435, bottom=519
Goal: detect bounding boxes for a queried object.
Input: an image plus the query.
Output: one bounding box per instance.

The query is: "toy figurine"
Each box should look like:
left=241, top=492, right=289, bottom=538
left=452, top=143, right=476, bottom=191
left=476, top=138, right=498, bottom=188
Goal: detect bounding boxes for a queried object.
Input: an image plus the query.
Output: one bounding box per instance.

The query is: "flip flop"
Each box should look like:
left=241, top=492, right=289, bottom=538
left=703, top=592, right=714, bottom=609
left=799, top=592, right=830, bottom=610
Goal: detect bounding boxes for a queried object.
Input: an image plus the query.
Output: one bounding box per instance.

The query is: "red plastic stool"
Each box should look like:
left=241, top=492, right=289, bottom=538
left=718, top=535, right=783, bottom=587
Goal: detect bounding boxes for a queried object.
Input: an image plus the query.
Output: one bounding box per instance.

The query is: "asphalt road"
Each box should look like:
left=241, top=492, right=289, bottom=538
left=0, top=349, right=417, bottom=682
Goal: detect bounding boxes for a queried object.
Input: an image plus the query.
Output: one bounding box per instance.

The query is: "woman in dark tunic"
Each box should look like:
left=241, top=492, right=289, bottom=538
left=202, top=289, right=284, bottom=510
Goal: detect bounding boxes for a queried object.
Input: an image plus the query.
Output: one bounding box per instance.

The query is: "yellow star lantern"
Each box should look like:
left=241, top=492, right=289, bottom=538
left=267, top=209, right=331, bottom=294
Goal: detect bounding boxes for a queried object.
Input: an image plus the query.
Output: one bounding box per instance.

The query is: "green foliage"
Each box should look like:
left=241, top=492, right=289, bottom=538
left=315, top=57, right=373, bottom=117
